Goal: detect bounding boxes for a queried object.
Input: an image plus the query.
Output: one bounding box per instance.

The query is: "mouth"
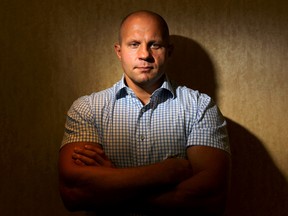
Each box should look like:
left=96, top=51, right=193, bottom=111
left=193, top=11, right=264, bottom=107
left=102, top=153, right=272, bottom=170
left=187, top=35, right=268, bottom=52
left=135, top=66, right=153, bottom=72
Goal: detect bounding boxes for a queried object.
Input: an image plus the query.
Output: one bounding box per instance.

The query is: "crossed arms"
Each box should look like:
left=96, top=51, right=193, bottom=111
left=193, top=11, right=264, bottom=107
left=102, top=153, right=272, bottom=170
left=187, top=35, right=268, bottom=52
left=58, top=141, right=230, bottom=215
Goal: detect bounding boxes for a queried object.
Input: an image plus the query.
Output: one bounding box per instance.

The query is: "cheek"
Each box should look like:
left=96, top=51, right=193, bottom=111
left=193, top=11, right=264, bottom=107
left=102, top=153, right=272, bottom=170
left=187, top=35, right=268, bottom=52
left=121, top=51, right=135, bottom=64
left=153, top=50, right=167, bottom=61
left=154, top=54, right=166, bottom=66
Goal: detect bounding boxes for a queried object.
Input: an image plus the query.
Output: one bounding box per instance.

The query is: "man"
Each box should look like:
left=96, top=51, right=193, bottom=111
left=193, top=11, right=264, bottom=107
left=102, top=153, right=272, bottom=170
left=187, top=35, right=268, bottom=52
left=58, top=10, right=230, bottom=215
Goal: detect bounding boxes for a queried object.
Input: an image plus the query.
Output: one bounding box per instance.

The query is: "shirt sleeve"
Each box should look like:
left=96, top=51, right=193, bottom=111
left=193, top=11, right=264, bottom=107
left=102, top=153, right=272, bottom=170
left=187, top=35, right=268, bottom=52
left=61, top=96, right=100, bottom=148
left=187, top=94, right=230, bottom=153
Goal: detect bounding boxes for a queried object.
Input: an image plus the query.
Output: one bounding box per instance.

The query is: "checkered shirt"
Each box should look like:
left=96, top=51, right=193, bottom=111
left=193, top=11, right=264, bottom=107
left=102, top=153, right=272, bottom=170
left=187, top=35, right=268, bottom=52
left=61, top=77, right=230, bottom=168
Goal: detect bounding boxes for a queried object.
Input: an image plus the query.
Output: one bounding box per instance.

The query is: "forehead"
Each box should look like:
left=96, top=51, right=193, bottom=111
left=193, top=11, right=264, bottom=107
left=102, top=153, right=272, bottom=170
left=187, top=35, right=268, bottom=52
left=120, top=14, right=167, bottom=41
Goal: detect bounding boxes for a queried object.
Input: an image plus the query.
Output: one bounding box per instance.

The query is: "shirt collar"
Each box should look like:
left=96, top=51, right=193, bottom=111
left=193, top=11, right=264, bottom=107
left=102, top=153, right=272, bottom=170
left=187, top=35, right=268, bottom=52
left=115, top=74, right=176, bottom=99
left=159, top=75, right=176, bottom=98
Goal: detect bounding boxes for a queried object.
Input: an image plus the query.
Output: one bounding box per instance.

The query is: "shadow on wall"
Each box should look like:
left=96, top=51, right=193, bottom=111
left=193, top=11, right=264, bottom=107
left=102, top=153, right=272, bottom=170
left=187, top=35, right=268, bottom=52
left=167, top=35, right=288, bottom=216
left=226, top=119, right=288, bottom=216
left=167, top=35, right=217, bottom=101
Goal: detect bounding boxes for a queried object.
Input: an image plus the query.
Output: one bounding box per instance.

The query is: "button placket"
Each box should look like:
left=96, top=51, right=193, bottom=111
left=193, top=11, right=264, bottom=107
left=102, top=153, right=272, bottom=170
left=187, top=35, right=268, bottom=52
left=135, top=105, right=151, bottom=165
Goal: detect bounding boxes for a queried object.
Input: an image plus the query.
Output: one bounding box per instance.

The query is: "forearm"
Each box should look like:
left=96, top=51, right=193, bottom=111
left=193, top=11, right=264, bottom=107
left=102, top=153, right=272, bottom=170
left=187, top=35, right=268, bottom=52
left=59, top=143, right=230, bottom=214
left=145, top=147, right=231, bottom=215
left=59, top=149, right=190, bottom=211
left=146, top=171, right=227, bottom=215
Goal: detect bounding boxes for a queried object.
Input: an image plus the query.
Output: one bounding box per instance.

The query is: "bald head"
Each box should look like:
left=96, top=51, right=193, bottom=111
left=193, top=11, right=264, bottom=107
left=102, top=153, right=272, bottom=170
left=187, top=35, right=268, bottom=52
left=118, top=10, right=170, bottom=44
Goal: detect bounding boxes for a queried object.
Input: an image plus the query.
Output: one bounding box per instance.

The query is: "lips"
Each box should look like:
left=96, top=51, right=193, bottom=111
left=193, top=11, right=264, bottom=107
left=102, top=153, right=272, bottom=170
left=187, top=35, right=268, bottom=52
left=136, top=67, right=153, bottom=72
left=135, top=66, right=153, bottom=70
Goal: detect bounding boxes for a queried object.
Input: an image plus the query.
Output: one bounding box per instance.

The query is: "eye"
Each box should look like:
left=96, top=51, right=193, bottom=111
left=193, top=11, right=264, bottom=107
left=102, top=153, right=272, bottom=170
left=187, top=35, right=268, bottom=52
left=150, top=43, right=162, bottom=49
left=128, top=42, right=140, bottom=48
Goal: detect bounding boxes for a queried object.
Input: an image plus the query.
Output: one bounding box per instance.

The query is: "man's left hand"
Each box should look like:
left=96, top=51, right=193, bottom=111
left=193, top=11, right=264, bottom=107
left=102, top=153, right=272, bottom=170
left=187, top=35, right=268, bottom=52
left=72, top=144, right=114, bottom=167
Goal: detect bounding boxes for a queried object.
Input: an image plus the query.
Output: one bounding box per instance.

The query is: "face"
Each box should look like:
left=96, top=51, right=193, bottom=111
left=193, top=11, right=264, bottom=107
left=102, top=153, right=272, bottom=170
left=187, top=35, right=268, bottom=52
left=114, top=14, right=171, bottom=92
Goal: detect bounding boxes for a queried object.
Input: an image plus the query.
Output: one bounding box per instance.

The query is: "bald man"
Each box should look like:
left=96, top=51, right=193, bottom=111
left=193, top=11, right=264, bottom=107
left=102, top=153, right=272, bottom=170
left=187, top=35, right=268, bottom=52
left=58, top=10, right=230, bottom=215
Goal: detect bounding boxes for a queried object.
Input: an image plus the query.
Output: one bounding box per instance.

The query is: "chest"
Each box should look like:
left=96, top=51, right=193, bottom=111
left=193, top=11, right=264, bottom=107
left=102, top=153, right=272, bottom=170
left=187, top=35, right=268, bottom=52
left=98, top=98, right=189, bottom=167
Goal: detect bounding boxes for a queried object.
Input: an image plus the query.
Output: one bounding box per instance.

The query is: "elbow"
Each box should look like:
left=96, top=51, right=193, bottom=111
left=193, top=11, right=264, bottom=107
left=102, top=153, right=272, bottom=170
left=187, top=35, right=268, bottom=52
left=59, top=183, right=105, bottom=212
left=175, top=188, right=228, bottom=215
left=205, top=192, right=228, bottom=215
left=59, top=185, right=86, bottom=212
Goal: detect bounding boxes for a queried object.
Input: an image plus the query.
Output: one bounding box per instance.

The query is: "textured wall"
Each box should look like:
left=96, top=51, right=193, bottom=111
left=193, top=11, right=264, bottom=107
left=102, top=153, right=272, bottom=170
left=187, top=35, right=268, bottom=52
left=1, top=0, right=287, bottom=215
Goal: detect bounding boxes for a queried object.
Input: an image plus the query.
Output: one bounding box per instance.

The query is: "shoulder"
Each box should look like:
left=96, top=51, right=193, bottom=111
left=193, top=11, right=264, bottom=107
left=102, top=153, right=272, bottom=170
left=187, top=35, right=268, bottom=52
left=174, top=85, right=214, bottom=109
left=67, top=85, right=117, bottom=122
left=71, top=85, right=116, bottom=110
left=174, top=85, right=223, bottom=125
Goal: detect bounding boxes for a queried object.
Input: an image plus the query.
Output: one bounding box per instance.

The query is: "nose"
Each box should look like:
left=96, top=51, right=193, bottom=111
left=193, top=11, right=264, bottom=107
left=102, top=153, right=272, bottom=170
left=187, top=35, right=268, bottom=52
left=138, top=45, right=151, bottom=60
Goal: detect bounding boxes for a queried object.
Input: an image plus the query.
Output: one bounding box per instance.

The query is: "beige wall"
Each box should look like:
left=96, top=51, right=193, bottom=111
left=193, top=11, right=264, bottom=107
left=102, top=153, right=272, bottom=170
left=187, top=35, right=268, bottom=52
left=1, top=0, right=287, bottom=215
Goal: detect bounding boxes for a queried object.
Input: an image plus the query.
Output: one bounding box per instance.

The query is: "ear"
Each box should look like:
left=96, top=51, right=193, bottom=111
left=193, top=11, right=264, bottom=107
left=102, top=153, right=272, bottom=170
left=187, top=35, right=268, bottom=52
left=114, top=43, right=122, bottom=60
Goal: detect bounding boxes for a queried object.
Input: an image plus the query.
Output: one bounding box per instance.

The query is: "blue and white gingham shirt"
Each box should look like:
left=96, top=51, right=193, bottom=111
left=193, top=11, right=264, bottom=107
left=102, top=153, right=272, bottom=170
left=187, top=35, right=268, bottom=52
left=62, top=76, right=230, bottom=168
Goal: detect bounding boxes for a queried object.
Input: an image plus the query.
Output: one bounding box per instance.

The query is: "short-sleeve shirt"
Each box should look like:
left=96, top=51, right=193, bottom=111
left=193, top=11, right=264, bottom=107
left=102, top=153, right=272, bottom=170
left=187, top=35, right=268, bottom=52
left=61, top=77, right=230, bottom=168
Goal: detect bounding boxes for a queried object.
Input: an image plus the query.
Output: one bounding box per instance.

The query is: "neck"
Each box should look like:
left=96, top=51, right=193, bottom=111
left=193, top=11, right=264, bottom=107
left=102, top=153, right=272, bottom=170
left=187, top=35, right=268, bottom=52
left=124, top=75, right=164, bottom=105
left=134, top=89, right=152, bottom=105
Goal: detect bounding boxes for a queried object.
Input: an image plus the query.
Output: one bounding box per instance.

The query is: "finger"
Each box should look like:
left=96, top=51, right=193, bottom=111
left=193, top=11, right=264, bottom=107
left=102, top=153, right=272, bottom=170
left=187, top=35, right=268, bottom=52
left=84, top=145, right=112, bottom=163
left=72, top=153, right=100, bottom=166
left=74, top=146, right=114, bottom=167
left=84, top=146, right=115, bottom=167
left=74, top=147, right=107, bottom=165
left=102, top=160, right=115, bottom=168
left=84, top=144, right=104, bottom=155
left=74, top=158, right=86, bottom=166
left=74, top=146, right=102, bottom=156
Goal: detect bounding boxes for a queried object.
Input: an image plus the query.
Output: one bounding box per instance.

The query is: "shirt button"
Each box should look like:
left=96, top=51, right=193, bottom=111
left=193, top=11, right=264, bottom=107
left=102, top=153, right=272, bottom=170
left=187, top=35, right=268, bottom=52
left=140, top=135, right=145, bottom=141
